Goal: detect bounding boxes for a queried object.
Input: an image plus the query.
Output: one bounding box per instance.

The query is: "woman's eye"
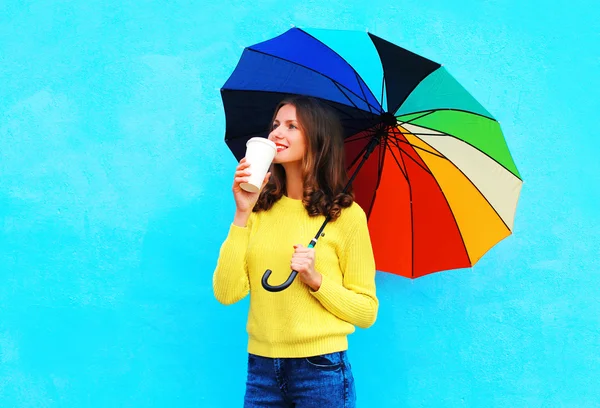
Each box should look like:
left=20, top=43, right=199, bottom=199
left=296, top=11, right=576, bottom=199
left=289, top=124, right=296, bottom=129
left=272, top=123, right=278, bottom=130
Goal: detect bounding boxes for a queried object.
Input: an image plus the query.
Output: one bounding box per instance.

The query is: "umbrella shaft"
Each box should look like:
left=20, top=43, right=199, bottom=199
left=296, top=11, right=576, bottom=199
left=311, top=133, right=380, bottom=247
left=345, top=133, right=381, bottom=193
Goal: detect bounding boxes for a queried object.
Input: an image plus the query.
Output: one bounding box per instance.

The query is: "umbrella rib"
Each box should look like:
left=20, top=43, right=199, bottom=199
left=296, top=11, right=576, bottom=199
left=387, top=139, right=432, bottom=176
left=347, top=129, right=447, bottom=171
left=337, top=117, right=381, bottom=133
left=330, top=83, right=374, bottom=118
left=339, top=118, right=389, bottom=139
left=345, top=132, right=384, bottom=143
left=298, top=28, right=383, bottom=113
left=396, top=110, right=435, bottom=125
left=328, top=106, right=371, bottom=122
left=397, top=108, right=496, bottom=122
left=387, top=133, right=447, bottom=160
left=395, top=148, right=416, bottom=278
left=245, top=48, right=382, bottom=114
left=384, top=139, right=409, bottom=181
left=319, top=100, right=366, bottom=121
left=365, top=135, right=387, bottom=219
left=354, top=71, right=376, bottom=115
left=349, top=130, right=436, bottom=139
left=381, top=76, right=386, bottom=111
left=344, top=129, right=410, bottom=144
left=346, top=127, right=473, bottom=140
left=328, top=82, right=381, bottom=122
left=400, top=121, right=522, bottom=181
left=345, top=132, right=374, bottom=170
left=344, top=129, right=383, bottom=219
left=386, top=130, right=433, bottom=176
left=345, top=132, right=380, bottom=144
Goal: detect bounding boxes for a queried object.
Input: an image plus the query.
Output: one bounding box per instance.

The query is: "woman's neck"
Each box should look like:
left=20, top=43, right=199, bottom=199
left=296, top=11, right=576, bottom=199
left=283, top=162, right=303, bottom=200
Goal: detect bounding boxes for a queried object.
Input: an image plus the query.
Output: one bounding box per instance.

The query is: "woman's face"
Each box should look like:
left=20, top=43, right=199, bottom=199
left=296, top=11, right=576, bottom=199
left=268, top=104, right=307, bottom=165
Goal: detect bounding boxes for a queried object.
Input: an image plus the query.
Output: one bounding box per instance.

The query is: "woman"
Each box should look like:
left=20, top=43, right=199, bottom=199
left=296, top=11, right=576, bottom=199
left=213, top=95, right=378, bottom=407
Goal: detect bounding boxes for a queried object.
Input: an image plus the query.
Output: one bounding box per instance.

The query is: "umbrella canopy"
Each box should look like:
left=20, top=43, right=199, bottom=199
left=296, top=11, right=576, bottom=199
left=221, top=27, right=522, bottom=281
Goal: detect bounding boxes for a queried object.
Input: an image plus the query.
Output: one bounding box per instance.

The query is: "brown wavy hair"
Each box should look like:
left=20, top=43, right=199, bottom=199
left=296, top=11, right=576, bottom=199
left=253, top=96, right=353, bottom=220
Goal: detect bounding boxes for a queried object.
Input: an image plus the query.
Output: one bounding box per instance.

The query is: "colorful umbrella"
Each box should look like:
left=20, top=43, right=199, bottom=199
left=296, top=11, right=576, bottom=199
left=221, top=27, right=522, bottom=290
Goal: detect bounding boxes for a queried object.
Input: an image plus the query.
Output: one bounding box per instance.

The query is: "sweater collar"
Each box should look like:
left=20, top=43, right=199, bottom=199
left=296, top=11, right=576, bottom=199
left=277, top=194, right=306, bottom=212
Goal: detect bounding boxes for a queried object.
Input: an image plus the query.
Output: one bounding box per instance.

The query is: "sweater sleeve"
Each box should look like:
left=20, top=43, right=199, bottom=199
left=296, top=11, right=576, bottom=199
left=212, top=217, right=254, bottom=305
left=310, top=206, right=378, bottom=328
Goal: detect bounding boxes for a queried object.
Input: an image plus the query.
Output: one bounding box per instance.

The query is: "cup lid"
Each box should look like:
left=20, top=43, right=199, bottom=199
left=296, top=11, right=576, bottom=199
left=246, top=137, right=276, bottom=150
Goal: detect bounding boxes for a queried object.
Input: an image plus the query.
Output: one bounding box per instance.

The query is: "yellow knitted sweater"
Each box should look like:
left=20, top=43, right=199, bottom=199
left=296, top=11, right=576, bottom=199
left=213, top=195, right=378, bottom=358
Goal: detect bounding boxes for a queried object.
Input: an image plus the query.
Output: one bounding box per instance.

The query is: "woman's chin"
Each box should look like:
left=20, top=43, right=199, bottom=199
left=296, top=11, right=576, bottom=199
left=273, top=154, right=287, bottom=164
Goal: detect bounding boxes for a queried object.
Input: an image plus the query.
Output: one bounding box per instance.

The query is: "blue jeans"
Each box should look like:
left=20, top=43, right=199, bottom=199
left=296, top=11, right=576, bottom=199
left=244, top=351, right=356, bottom=407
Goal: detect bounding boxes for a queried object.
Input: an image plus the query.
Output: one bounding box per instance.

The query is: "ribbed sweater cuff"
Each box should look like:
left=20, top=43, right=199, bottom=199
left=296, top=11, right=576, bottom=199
left=227, top=222, right=250, bottom=239
left=310, top=274, right=352, bottom=318
left=310, top=273, right=338, bottom=303
left=310, top=274, right=375, bottom=328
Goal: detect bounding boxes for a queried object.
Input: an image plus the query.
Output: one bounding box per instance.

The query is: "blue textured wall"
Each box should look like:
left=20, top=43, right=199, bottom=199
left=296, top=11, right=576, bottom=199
left=1, top=0, right=599, bottom=407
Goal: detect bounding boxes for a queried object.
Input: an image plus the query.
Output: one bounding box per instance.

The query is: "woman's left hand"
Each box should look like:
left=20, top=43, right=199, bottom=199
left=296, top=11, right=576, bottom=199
left=291, top=244, right=322, bottom=291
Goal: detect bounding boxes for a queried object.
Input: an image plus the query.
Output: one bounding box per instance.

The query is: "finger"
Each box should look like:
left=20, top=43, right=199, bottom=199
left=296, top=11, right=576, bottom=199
left=291, top=263, right=307, bottom=273
left=234, top=177, right=250, bottom=185
left=234, top=169, right=251, bottom=177
left=293, top=246, right=314, bottom=254
left=292, top=253, right=313, bottom=261
left=236, top=165, right=251, bottom=173
left=292, top=257, right=311, bottom=266
left=292, top=259, right=312, bottom=269
left=236, top=160, right=250, bottom=169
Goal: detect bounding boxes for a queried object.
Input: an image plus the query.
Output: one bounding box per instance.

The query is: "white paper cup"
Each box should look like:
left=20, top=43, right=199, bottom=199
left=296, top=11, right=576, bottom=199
left=240, top=137, right=277, bottom=193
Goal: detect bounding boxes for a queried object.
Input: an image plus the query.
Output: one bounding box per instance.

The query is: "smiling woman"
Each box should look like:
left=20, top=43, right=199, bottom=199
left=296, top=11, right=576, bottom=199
left=256, top=97, right=353, bottom=222
left=212, top=96, right=378, bottom=407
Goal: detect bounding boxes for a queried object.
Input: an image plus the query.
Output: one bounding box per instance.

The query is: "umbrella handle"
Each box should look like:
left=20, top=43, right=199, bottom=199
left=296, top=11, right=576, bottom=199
left=261, top=269, right=298, bottom=292
left=261, top=240, right=317, bottom=292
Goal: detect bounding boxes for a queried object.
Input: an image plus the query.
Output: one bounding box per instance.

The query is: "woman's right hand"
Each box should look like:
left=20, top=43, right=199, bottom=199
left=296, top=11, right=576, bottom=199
left=232, top=158, right=271, bottom=218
